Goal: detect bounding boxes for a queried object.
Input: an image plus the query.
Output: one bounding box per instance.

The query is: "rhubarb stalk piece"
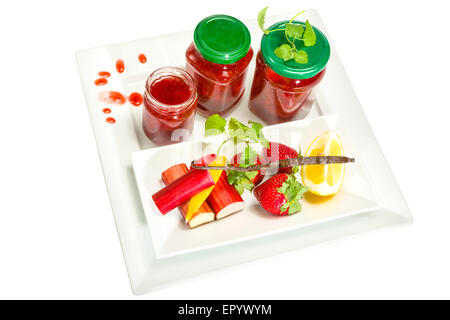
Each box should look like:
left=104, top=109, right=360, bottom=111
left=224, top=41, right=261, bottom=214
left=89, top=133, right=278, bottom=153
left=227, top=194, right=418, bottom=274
left=152, top=167, right=215, bottom=215
left=207, top=171, right=245, bottom=220
left=161, top=164, right=214, bottom=228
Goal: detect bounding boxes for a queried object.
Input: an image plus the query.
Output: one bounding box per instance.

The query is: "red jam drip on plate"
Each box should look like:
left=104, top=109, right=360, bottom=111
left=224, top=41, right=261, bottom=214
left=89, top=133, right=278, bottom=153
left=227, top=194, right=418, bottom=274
left=150, top=76, right=192, bottom=105
left=115, top=59, right=125, bottom=73
left=98, top=71, right=111, bottom=78
left=105, top=117, right=116, bottom=124
left=98, top=91, right=127, bottom=105
left=94, top=78, right=108, bottom=86
left=102, top=108, right=111, bottom=114
left=138, top=54, right=147, bottom=64
left=128, top=92, right=143, bottom=106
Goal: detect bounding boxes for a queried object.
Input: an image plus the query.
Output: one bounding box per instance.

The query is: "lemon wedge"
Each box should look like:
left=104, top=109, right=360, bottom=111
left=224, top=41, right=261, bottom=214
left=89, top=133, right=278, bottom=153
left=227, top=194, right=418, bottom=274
left=300, top=132, right=345, bottom=196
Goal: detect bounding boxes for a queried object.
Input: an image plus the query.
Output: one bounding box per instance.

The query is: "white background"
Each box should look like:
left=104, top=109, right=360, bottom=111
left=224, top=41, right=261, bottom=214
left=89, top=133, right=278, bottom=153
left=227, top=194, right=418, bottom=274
left=0, top=0, right=449, bottom=299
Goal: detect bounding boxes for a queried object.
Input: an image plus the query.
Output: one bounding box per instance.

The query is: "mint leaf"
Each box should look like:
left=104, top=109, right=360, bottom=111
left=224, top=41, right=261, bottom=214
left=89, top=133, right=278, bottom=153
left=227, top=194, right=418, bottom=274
left=227, top=170, right=257, bottom=194
left=285, top=23, right=304, bottom=39
left=234, top=183, right=244, bottom=195
left=294, top=50, right=308, bottom=64
left=248, top=120, right=263, bottom=133
left=258, top=7, right=269, bottom=34
left=303, top=20, right=316, bottom=47
left=274, top=44, right=294, bottom=61
left=240, top=145, right=258, bottom=167
left=228, top=118, right=249, bottom=141
left=241, top=180, right=255, bottom=192
left=205, top=114, right=226, bottom=136
left=248, top=120, right=269, bottom=148
left=245, top=171, right=258, bottom=180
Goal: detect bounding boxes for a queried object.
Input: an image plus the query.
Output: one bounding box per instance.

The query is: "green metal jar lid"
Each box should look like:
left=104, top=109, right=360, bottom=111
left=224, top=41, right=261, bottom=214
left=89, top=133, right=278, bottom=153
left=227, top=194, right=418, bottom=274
left=261, top=20, right=330, bottom=79
left=194, top=14, right=251, bottom=65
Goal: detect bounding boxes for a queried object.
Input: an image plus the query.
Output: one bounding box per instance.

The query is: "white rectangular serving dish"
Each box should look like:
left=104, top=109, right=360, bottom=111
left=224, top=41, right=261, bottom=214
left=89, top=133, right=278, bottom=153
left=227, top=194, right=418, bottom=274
left=76, top=10, right=412, bottom=295
left=132, top=116, right=378, bottom=258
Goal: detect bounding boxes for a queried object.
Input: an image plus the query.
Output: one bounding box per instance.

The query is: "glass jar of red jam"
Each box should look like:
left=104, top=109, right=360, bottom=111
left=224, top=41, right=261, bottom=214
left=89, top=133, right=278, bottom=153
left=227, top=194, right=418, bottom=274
left=186, top=15, right=253, bottom=117
left=143, top=67, right=197, bottom=145
left=249, top=20, right=330, bottom=124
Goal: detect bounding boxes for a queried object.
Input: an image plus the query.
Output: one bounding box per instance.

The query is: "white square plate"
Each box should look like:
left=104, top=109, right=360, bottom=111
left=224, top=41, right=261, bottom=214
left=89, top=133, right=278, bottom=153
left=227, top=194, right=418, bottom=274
left=76, top=10, right=412, bottom=294
left=132, top=116, right=378, bottom=258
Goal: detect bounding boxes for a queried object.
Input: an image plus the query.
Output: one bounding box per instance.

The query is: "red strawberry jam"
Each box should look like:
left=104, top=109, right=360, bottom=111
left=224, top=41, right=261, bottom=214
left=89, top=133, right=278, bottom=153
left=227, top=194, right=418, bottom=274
left=250, top=51, right=325, bottom=124
left=142, top=67, right=197, bottom=145
left=185, top=15, right=253, bottom=117
left=249, top=20, right=330, bottom=124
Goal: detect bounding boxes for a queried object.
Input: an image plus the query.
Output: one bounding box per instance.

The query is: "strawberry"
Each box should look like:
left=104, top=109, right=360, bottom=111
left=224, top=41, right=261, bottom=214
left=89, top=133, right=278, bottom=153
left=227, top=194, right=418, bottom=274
left=229, top=153, right=264, bottom=186
left=262, top=142, right=299, bottom=174
left=253, top=173, right=308, bottom=216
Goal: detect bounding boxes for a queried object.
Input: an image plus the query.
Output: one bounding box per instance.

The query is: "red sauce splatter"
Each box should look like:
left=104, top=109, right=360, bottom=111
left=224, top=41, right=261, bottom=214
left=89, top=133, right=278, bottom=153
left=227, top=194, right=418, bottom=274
left=102, top=108, right=111, bottom=114
left=98, top=91, right=127, bottom=105
left=138, top=54, right=147, bottom=64
left=98, top=71, right=111, bottom=78
left=116, top=59, right=125, bottom=73
left=106, top=117, right=116, bottom=124
left=129, top=92, right=143, bottom=106
left=95, top=78, right=108, bottom=86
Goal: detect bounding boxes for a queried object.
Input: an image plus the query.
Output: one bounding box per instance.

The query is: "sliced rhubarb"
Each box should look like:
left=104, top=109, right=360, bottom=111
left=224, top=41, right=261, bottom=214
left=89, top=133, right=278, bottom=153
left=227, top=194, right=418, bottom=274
left=152, top=167, right=214, bottom=215
left=161, top=164, right=214, bottom=228
left=207, top=171, right=245, bottom=220
left=186, top=155, right=227, bottom=221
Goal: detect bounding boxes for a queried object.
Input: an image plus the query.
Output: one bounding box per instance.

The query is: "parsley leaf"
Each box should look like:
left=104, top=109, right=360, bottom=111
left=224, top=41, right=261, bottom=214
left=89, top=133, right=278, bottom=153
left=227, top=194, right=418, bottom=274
left=205, top=114, right=226, bottom=136
left=303, top=20, right=317, bottom=47
left=258, top=7, right=269, bottom=34
left=285, top=23, right=304, bottom=39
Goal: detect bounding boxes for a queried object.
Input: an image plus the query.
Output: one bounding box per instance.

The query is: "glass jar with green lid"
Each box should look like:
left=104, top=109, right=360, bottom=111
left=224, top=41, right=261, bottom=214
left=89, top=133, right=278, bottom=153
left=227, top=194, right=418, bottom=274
left=249, top=20, right=330, bottom=124
left=185, top=14, right=253, bottom=116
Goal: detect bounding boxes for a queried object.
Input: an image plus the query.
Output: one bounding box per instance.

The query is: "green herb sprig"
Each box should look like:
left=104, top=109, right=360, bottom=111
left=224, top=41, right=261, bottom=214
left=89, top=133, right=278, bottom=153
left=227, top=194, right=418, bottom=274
left=204, top=114, right=269, bottom=194
left=258, top=7, right=317, bottom=64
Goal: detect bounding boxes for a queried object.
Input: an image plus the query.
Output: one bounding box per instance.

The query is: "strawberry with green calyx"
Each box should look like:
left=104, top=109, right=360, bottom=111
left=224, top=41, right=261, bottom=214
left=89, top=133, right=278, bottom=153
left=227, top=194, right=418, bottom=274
left=253, top=173, right=309, bottom=215
left=262, top=142, right=300, bottom=174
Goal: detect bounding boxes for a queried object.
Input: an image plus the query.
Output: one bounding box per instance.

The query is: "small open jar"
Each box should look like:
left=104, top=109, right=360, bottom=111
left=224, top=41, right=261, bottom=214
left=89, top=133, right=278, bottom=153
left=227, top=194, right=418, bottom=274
left=249, top=20, right=330, bottom=124
left=143, top=67, right=197, bottom=145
